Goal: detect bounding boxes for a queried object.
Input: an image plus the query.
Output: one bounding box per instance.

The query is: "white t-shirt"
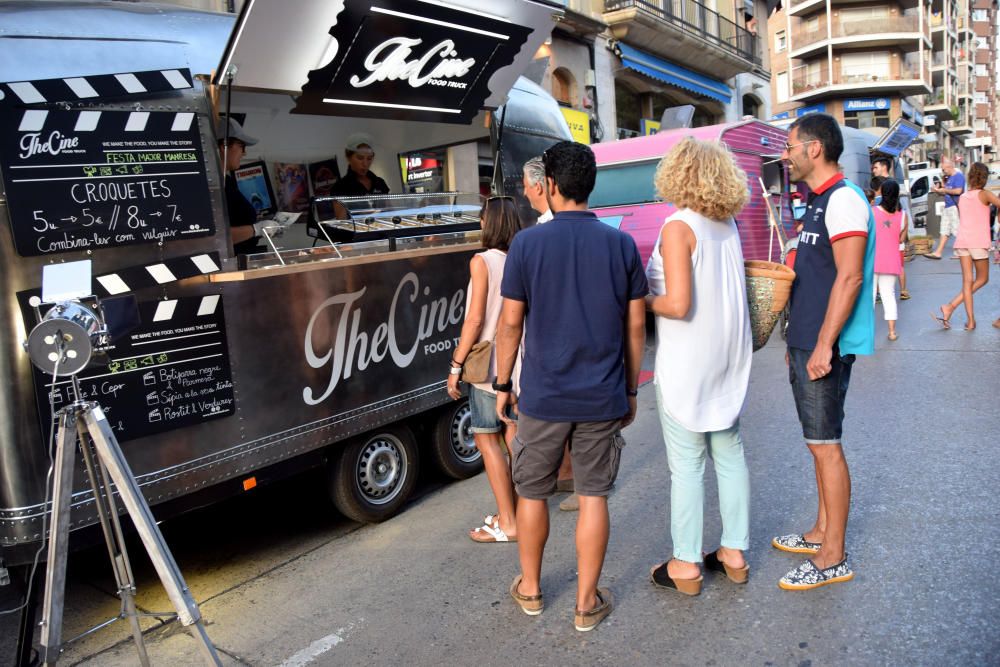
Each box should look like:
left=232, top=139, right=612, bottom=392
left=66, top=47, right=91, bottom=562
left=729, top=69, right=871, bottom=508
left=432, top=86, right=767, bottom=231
left=536, top=209, right=553, bottom=224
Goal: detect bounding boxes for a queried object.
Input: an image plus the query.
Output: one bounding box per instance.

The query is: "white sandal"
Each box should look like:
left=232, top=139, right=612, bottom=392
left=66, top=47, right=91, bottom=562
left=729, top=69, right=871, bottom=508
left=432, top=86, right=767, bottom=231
left=469, top=516, right=515, bottom=543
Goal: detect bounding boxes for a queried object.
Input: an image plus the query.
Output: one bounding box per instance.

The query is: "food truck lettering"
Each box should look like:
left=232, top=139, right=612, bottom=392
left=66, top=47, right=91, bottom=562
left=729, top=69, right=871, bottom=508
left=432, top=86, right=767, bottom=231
left=303, top=272, right=464, bottom=405
left=19, top=131, right=81, bottom=159
left=350, top=38, right=475, bottom=89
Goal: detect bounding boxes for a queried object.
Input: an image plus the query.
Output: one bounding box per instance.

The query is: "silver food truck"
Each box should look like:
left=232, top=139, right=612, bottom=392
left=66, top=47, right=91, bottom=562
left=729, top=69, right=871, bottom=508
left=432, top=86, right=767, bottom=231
left=0, top=0, right=570, bottom=596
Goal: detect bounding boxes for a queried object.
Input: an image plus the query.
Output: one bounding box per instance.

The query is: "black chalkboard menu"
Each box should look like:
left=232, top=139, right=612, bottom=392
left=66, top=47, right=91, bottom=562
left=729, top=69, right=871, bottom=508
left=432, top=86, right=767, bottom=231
left=0, top=108, right=215, bottom=256
left=33, top=296, right=235, bottom=443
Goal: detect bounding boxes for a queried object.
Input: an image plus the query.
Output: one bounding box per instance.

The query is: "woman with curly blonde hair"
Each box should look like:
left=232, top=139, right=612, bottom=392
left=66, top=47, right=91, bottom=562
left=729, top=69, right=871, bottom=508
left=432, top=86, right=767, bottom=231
left=646, top=137, right=753, bottom=596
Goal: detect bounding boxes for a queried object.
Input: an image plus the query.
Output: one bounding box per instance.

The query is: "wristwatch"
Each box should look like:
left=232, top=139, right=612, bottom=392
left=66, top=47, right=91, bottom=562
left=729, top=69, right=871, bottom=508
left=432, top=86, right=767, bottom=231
left=492, top=379, right=513, bottom=392
left=449, top=365, right=462, bottom=376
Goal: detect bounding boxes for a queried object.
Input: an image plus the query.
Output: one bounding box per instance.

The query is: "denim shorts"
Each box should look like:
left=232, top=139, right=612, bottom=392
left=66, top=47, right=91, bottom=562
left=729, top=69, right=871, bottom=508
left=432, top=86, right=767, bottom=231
left=788, top=346, right=855, bottom=445
left=468, top=385, right=515, bottom=434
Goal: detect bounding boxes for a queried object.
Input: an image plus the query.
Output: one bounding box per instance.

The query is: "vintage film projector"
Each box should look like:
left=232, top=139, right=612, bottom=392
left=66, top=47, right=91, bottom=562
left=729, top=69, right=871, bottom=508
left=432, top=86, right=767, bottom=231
left=23, top=260, right=220, bottom=666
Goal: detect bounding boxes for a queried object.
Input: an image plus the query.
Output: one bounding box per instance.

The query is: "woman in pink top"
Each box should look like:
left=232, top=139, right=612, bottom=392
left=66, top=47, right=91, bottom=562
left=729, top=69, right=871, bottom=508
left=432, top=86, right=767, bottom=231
left=935, top=163, right=1000, bottom=330
left=872, top=180, right=904, bottom=340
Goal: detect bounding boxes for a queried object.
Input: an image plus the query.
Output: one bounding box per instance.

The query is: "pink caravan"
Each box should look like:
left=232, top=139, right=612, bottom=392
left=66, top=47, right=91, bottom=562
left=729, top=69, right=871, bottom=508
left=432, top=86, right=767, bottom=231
left=589, top=119, right=793, bottom=266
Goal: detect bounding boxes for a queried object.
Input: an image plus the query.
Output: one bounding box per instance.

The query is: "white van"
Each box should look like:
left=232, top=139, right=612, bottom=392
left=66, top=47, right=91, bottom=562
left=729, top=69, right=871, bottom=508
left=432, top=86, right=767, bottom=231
left=908, top=167, right=943, bottom=228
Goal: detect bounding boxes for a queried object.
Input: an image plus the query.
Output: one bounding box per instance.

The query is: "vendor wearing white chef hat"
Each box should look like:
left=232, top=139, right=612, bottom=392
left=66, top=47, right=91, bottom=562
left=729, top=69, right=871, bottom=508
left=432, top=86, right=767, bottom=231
left=330, top=133, right=391, bottom=197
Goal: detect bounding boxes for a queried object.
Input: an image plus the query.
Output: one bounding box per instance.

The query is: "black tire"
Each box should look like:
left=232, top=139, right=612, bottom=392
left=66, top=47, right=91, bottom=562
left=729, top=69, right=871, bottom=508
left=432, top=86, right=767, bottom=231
left=430, top=398, right=483, bottom=479
left=328, top=425, right=419, bottom=523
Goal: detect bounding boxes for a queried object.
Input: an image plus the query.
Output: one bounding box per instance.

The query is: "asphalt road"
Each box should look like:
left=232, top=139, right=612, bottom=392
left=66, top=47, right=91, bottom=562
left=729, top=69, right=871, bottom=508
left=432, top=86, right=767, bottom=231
left=2, top=250, right=999, bottom=666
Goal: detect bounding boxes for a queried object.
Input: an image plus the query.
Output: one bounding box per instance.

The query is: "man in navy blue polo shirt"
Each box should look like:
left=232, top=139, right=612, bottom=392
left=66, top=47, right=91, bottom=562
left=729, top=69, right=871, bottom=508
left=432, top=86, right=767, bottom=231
left=772, top=114, right=875, bottom=591
left=493, top=141, right=647, bottom=631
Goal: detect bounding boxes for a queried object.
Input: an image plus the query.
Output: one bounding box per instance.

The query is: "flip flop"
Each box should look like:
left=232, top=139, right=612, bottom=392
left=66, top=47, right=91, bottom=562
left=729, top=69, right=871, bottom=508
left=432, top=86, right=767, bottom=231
left=930, top=312, right=951, bottom=329
left=925, top=254, right=942, bottom=260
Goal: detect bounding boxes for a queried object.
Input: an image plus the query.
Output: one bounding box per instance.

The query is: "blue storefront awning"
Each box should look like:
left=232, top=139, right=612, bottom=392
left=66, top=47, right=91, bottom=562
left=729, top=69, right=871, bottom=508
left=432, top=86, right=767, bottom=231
left=615, top=42, right=732, bottom=105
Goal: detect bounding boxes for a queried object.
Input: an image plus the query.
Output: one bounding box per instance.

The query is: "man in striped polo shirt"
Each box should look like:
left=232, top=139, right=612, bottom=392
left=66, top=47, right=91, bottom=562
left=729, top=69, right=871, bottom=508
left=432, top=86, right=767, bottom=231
left=772, top=114, right=875, bottom=591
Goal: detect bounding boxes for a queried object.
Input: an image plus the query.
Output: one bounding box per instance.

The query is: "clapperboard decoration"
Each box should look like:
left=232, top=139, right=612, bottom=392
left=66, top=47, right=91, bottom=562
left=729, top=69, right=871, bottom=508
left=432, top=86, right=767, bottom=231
left=31, top=294, right=236, bottom=443
left=0, top=69, right=194, bottom=107
left=0, top=104, right=215, bottom=257
left=94, top=252, right=223, bottom=297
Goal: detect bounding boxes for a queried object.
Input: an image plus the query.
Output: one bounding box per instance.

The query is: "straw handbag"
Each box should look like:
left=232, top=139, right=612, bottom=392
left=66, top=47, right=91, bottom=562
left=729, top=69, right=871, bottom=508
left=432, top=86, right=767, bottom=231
left=745, top=260, right=796, bottom=352
left=460, top=340, right=493, bottom=384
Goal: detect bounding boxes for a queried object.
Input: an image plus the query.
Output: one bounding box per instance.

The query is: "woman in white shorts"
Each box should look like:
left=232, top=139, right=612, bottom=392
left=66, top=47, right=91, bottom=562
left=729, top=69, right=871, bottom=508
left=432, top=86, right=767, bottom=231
left=935, top=162, right=1000, bottom=330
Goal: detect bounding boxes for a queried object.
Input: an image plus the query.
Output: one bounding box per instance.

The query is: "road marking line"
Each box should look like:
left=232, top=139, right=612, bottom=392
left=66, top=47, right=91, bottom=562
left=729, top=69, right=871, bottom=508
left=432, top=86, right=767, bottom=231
left=278, top=626, right=353, bottom=667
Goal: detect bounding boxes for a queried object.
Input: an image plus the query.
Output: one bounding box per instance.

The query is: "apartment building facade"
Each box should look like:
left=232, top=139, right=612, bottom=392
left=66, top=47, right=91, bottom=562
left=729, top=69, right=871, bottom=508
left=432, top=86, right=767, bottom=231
left=965, top=0, right=998, bottom=163
left=768, top=0, right=997, bottom=165
left=530, top=0, right=774, bottom=142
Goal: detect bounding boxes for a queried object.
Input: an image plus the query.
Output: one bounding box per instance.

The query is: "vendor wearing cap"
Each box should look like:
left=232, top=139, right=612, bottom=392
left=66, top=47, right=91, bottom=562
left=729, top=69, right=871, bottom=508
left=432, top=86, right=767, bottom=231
left=329, top=133, right=390, bottom=198
left=217, top=117, right=272, bottom=254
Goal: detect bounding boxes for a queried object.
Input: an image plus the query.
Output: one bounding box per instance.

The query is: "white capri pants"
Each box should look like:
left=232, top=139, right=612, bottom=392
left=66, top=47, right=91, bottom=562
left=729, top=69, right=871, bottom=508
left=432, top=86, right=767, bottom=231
left=875, top=273, right=898, bottom=321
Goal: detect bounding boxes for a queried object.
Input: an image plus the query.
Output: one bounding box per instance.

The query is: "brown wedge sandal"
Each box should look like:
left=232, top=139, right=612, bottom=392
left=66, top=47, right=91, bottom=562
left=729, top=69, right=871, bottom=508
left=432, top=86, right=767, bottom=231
left=650, top=562, right=703, bottom=596
left=703, top=550, right=749, bottom=584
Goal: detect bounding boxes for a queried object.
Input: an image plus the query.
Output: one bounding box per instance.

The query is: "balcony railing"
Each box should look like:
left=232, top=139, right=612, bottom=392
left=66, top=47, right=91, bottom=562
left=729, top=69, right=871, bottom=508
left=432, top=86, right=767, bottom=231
left=929, top=87, right=946, bottom=104
left=832, top=15, right=920, bottom=38
left=792, top=65, right=926, bottom=94
left=604, top=0, right=760, bottom=64
left=791, top=15, right=924, bottom=50
left=932, top=52, right=947, bottom=66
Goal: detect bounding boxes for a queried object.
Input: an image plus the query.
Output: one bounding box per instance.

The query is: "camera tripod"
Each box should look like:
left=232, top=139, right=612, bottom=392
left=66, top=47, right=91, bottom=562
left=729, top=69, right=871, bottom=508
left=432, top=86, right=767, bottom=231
left=38, top=380, right=221, bottom=666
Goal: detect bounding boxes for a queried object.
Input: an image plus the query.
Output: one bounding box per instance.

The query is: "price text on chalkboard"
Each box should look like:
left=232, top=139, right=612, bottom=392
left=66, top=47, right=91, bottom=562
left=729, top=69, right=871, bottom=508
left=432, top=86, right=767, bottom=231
left=0, top=109, right=215, bottom=256
left=34, top=296, right=235, bottom=443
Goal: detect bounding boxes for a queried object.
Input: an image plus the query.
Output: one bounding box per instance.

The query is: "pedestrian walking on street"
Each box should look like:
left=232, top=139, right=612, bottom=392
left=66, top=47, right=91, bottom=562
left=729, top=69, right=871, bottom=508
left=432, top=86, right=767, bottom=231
left=774, top=114, right=875, bottom=591
left=644, top=138, right=753, bottom=596
left=523, top=156, right=578, bottom=509
left=873, top=158, right=912, bottom=300
left=934, top=162, right=998, bottom=331
left=447, top=196, right=522, bottom=543
left=927, top=157, right=964, bottom=259
left=494, top=141, right=647, bottom=631
left=873, top=179, right=904, bottom=341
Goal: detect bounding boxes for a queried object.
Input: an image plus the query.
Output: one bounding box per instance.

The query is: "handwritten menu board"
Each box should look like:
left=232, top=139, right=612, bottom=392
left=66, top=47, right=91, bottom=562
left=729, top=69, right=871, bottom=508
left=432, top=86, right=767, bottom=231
left=34, top=296, right=235, bottom=443
left=0, top=108, right=215, bottom=256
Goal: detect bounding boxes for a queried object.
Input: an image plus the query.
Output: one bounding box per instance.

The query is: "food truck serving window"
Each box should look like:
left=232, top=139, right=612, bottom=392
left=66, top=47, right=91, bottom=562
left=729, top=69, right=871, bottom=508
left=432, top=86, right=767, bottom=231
left=216, top=0, right=562, bottom=124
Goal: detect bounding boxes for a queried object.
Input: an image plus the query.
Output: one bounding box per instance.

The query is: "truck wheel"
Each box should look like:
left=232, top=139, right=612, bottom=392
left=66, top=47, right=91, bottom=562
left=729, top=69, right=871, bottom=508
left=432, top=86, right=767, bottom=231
left=329, top=425, right=419, bottom=523
left=430, top=399, right=482, bottom=479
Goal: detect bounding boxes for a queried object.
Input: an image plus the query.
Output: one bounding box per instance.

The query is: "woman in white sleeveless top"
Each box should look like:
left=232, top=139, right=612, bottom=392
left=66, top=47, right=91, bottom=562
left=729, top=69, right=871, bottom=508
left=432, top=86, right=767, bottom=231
left=446, top=197, right=521, bottom=542
left=646, top=138, right=753, bottom=596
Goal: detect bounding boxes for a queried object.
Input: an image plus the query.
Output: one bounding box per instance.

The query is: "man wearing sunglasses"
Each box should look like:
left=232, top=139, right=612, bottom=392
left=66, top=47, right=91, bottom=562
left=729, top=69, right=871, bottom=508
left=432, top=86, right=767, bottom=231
left=773, top=114, right=875, bottom=591
left=494, top=141, right=647, bottom=631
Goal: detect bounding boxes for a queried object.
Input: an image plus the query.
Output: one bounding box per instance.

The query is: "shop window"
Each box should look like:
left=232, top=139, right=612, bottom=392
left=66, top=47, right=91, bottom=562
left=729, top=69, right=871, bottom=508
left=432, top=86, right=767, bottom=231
left=844, top=109, right=891, bottom=129
left=692, top=108, right=716, bottom=128
left=615, top=79, right=642, bottom=135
